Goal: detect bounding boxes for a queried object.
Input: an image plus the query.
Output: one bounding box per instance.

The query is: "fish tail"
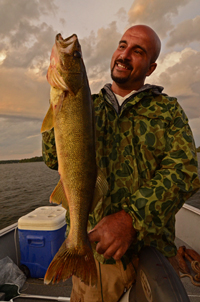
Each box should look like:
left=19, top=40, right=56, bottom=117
left=44, top=239, right=97, bottom=286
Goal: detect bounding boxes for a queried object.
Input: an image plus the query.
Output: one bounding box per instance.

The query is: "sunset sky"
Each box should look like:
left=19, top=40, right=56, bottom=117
left=0, top=0, right=200, bottom=160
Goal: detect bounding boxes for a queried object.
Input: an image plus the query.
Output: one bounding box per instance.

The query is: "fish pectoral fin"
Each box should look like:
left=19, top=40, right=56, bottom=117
left=50, top=180, right=69, bottom=210
left=41, top=104, right=54, bottom=133
left=90, top=168, right=109, bottom=213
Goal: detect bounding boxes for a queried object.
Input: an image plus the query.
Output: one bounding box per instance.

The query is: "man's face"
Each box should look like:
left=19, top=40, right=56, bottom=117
left=110, top=28, right=156, bottom=90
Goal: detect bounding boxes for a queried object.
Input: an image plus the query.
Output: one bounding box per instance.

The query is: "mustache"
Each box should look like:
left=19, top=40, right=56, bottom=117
left=114, top=59, right=133, bottom=70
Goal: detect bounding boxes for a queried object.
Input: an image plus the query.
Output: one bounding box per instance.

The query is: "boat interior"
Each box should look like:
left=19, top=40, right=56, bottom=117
left=0, top=204, right=200, bottom=302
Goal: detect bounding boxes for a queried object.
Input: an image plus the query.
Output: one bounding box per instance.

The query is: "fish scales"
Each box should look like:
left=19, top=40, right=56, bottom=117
left=41, top=33, right=98, bottom=286
left=55, top=82, right=96, bottom=244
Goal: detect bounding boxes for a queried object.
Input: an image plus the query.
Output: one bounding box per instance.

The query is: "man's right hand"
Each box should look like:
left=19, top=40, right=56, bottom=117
left=88, top=210, right=136, bottom=261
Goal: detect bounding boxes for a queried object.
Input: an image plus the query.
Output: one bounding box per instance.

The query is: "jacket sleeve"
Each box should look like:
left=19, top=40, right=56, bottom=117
left=42, top=128, right=58, bottom=170
left=122, top=103, right=200, bottom=241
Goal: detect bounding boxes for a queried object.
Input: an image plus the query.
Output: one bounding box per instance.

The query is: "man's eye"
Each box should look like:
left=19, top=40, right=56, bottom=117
left=135, top=50, right=142, bottom=54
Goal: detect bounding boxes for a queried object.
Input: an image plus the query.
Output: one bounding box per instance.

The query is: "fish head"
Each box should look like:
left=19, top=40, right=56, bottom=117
left=47, top=33, right=85, bottom=95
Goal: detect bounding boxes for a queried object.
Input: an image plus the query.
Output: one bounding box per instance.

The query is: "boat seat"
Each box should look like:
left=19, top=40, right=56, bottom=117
left=129, top=246, right=190, bottom=302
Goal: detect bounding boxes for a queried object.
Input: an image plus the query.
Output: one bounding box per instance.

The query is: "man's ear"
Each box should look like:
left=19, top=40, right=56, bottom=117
left=146, top=62, right=157, bottom=77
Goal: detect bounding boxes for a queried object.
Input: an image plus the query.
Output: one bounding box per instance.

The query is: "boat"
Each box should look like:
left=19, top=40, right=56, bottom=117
left=0, top=203, right=200, bottom=302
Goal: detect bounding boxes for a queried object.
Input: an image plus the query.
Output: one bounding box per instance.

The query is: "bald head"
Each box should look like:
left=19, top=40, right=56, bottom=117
left=122, top=25, right=161, bottom=63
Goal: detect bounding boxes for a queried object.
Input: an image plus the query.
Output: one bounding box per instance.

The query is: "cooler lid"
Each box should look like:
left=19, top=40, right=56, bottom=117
left=18, top=206, right=66, bottom=231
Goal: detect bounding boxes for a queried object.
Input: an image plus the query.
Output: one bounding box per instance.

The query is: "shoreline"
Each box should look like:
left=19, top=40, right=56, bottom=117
left=0, top=156, right=43, bottom=164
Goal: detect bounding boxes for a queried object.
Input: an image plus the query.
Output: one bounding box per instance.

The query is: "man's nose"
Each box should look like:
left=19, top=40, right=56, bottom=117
left=119, top=47, right=131, bottom=60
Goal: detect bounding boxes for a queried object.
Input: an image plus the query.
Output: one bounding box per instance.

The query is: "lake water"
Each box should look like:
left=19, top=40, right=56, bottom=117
left=0, top=162, right=59, bottom=230
left=0, top=154, right=200, bottom=230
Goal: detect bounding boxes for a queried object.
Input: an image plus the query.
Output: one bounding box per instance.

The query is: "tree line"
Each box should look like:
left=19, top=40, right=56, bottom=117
left=0, top=156, right=43, bottom=164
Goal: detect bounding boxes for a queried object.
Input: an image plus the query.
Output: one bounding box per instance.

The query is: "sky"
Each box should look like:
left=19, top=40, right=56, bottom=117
left=0, top=0, right=200, bottom=160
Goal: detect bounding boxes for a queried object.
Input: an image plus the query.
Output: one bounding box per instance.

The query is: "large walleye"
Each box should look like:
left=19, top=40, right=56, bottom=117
left=41, top=34, right=105, bottom=286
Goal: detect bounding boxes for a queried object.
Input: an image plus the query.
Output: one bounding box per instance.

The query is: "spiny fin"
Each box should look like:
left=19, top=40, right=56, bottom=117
left=90, top=168, right=109, bottom=213
left=44, top=238, right=97, bottom=287
left=41, top=104, right=54, bottom=133
left=50, top=180, right=69, bottom=211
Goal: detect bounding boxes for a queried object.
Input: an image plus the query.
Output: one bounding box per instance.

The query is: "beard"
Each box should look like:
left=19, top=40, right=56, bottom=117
left=111, top=71, right=130, bottom=84
left=111, top=61, right=132, bottom=84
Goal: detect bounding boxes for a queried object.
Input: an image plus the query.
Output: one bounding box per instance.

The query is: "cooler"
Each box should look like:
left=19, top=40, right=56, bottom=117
left=18, top=206, right=66, bottom=278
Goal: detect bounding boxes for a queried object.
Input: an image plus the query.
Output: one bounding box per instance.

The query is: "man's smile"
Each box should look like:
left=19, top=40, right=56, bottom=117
left=115, top=60, right=132, bottom=71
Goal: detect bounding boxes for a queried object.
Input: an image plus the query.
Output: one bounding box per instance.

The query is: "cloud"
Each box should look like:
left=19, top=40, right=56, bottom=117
left=0, top=66, right=50, bottom=118
left=148, top=47, right=200, bottom=121
left=188, top=118, right=200, bottom=148
left=0, top=0, right=59, bottom=160
left=0, top=0, right=57, bottom=36
left=115, top=8, right=127, bottom=22
left=0, top=1, right=59, bottom=120
left=127, top=0, right=191, bottom=38
left=167, top=15, right=200, bottom=47
left=0, top=115, right=43, bottom=160
left=80, top=22, right=122, bottom=93
left=0, top=0, right=57, bottom=71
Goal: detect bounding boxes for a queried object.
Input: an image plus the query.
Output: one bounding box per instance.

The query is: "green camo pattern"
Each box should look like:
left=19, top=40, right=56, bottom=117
left=42, top=87, right=200, bottom=265
left=42, top=129, right=58, bottom=170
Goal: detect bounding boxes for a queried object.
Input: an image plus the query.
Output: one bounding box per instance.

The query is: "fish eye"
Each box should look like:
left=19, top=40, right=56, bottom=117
left=73, top=51, right=82, bottom=58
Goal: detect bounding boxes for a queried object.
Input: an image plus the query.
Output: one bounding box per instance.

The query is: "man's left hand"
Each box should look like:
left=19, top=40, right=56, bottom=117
left=88, top=210, right=136, bottom=261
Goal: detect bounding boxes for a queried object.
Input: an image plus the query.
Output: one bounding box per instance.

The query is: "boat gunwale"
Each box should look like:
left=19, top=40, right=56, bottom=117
left=0, top=222, right=18, bottom=237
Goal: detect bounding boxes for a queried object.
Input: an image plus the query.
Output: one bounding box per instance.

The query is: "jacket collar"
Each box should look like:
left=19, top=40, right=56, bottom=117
left=102, top=83, right=167, bottom=114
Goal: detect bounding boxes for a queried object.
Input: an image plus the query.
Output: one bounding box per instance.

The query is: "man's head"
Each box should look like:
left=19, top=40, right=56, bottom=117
left=110, top=25, right=161, bottom=95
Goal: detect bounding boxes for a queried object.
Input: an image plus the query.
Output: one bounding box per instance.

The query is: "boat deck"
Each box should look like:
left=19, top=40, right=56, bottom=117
left=10, top=238, right=200, bottom=302
left=16, top=278, right=72, bottom=302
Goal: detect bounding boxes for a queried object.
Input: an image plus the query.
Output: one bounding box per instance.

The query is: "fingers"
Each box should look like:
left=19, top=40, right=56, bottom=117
left=88, top=230, right=130, bottom=261
left=112, top=246, right=127, bottom=261
left=96, top=241, right=109, bottom=255
left=96, top=240, right=128, bottom=261
left=88, top=228, right=101, bottom=243
left=89, top=233, right=128, bottom=261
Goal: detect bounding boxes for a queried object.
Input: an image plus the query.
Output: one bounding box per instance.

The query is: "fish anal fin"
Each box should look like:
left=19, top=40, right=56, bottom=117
left=50, top=180, right=69, bottom=210
left=41, top=104, right=54, bottom=133
left=90, top=168, right=109, bottom=213
left=44, top=238, right=97, bottom=287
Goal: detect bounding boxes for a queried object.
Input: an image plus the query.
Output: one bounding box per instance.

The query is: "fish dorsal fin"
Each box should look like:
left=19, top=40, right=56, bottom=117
left=50, top=179, right=69, bottom=210
left=90, top=168, right=109, bottom=213
left=41, top=104, right=54, bottom=133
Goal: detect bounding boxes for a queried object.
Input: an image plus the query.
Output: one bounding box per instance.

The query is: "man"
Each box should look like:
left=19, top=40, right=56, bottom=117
left=42, top=25, right=200, bottom=301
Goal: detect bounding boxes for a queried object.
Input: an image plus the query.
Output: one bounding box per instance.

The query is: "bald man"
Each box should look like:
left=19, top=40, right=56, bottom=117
left=42, top=25, right=200, bottom=302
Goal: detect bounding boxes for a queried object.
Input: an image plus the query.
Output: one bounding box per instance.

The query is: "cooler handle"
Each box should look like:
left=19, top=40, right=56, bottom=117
left=26, top=235, right=45, bottom=247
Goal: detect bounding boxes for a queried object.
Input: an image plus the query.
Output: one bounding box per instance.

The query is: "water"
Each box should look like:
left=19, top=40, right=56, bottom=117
left=0, top=155, right=200, bottom=230
left=0, top=162, right=59, bottom=230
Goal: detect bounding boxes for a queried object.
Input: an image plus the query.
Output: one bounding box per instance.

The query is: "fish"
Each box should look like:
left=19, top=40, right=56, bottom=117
left=41, top=33, right=107, bottom=286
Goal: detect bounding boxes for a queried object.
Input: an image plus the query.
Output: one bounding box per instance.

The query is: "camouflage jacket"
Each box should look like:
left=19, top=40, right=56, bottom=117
left=42, top=83, right=200, bottom=265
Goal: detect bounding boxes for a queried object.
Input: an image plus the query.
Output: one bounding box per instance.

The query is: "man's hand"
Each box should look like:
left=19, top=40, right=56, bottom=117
left=88, top=210, right=136, bottom=261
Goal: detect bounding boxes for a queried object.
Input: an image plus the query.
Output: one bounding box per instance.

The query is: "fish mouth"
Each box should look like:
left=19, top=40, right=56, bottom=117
left=56, top=33, right=82, bottom=56
left=56, top=33, right=77, bottom=45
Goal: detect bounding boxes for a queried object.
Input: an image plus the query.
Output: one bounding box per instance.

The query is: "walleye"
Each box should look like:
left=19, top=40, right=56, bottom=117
left=41, top=34, right=107, bottom=286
